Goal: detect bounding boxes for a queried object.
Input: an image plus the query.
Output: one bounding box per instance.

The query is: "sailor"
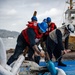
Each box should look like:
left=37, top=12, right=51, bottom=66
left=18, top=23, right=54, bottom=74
left=27, top=16, right=38, bottom=60
left=27, top=16, right=42, bottom=64
left=43, top=18, right=47, bottom=22
left=27, top=16, right=38, bottom=27
left=41, top=17, right=57, bottom=51
left=45, top=24, right=74, bottom=66
left=7, top=21, right=48, bottom=65
left=44, top=17, right=57, bottom=38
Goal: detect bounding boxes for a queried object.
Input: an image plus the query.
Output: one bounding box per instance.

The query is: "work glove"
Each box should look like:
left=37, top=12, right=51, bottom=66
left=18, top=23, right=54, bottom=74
left=62, top=49, right=71, bottom=54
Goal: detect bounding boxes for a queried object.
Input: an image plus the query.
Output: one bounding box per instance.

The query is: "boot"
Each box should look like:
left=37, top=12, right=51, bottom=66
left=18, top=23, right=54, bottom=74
left=58, top=61, right=67, bottom=67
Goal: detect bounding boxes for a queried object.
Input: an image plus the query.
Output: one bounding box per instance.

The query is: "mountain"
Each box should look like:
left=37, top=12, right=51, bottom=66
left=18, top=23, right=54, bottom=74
left=0, top=29, right=20, bottom=38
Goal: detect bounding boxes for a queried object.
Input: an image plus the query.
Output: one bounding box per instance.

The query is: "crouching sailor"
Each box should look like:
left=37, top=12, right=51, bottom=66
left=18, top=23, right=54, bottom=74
left=45, top=24, right=74, bottom=67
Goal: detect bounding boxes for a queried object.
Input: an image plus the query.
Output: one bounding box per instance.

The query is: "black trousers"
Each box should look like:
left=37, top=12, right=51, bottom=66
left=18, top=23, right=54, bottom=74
left=7, top=33, right=34, bottom=65
left=45, top=36, right=62, bottom=62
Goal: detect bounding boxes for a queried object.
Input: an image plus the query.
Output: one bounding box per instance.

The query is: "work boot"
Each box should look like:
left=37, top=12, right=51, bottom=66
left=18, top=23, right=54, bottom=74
left=58, top=62, right=67, bottom=67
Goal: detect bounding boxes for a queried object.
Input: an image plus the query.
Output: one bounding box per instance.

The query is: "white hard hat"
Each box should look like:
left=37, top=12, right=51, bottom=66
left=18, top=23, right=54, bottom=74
left=66, top=24, right=74, bottom=33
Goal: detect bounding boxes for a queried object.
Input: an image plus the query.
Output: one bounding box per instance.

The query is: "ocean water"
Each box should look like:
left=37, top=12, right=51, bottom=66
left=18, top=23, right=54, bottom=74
left=1, top=38, right=17, bottom=50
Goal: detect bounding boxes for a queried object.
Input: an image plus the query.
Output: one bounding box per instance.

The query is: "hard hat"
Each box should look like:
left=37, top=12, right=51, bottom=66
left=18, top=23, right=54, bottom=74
left=43, top=19, right=47, bottom=22
left=31, top=16, right=37, bottom=21
left=47, top=17, right=51, bottom=23
left=38, top=22, right=48, bottom=33
left=66, top=24, right=74, bottom=33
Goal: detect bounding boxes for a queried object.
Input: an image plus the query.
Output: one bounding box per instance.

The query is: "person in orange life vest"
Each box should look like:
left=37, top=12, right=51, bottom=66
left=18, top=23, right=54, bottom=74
left=41, top=17, right=57, bottom=50
left=27, top=16, right=41, bottom=63
left=45, top=17, right=57, bottom=36
left=7, top=22, right=48, bottom=65
left=43, top=18, right=47, bottom=23
left=27, top=16, right=38, bottom=28
left=27, top=16, right=45, bottom=64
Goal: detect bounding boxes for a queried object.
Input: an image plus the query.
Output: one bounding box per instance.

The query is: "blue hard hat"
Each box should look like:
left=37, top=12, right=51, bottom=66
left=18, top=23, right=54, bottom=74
left=47, top=17, right=51, bottom=23
left=31, top=16, right=37, bottom=21
left=43, top=19, right=47, bottom=22
left=38, top=22, right=48, bottom=33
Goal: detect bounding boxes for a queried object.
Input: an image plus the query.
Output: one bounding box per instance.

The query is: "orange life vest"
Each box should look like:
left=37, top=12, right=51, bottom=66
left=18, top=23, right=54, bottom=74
left=22, top=22, right=43, bottom=44
left=45, top=22, right=56, bottom=36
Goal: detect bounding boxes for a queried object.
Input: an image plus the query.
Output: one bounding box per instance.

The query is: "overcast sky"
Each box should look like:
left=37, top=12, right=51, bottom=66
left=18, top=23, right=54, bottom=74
left=0, top=0, right=74, bottom=32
